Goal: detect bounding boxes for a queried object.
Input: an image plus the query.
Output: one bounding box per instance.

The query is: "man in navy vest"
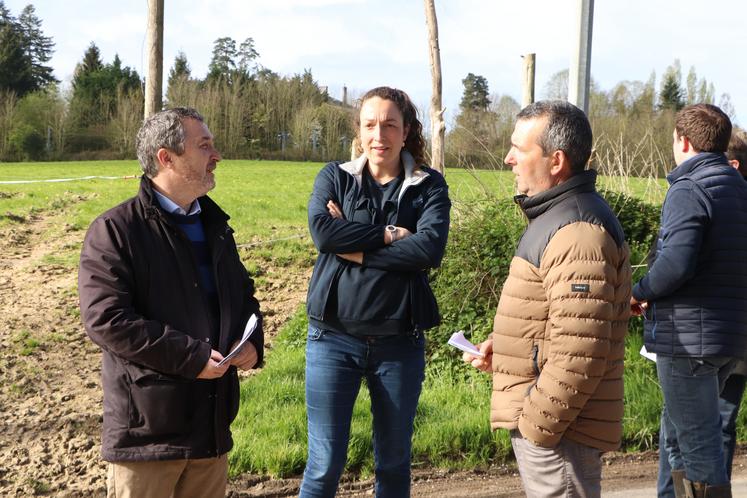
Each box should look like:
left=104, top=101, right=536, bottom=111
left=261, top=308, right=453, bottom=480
left=632, top=104, right=747, bottom=498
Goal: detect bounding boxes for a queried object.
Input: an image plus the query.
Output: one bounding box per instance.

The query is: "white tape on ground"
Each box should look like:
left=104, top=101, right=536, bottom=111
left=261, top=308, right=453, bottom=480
left=236, top=233, right=307, bottom=248
left=0, top=175, right=138, bottom=184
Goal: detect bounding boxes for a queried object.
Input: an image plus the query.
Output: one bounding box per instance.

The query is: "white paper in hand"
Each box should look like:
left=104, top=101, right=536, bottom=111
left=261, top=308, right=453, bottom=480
left=639, top=345, right=657, bottom=362
left=217, top=314, right=258, bottom=367
left=448, top=330, right=484, bottom=357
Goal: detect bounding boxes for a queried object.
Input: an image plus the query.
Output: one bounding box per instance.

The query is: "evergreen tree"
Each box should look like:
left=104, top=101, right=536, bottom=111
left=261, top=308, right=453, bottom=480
left=0, top=2, right=36, bottom=96
left=0, top=21, right=34, bottom=96
left=0, top=1, right=11, bottom=24
left=236, top=37, right=259, bottom=77
left=69, top=45, right=141, bottom=130
left=208, top=37, right=236, bottom=81
left=76, top=42, right=102, bottom=78
left=659, top=60, right=684, bottom=111
left=17, top=5, right=57, bottom=89
left=167, top=51, right=191, bottom=87
left=459, top=73, right=490, bottom=113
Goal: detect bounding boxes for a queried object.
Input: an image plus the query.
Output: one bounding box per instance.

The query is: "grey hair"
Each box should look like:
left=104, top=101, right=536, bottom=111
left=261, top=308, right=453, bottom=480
left=136, top=107, right=205, bottom=177
left=517, top=100, right=592, bottom=173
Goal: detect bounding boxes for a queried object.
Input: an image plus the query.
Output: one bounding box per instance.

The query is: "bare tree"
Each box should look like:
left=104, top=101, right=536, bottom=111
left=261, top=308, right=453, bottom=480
left=111, top=84, right=144, bottom=156
left=0, top=90, right=18, bottom=159
left=424, top=0, right=444, bottom=173
left=521, top=53, right=535, bottom=108
left=144, top=0, right=164, bottom=118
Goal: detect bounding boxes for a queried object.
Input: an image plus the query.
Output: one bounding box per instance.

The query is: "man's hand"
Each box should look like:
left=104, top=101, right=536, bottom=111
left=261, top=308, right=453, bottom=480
left=463, top=336, right=493, bottom=373
left=630, top=296, right=648, bottom=317
left=230, top=341, right=258, bottom=371
left=197, top=349, right=230, bottom=379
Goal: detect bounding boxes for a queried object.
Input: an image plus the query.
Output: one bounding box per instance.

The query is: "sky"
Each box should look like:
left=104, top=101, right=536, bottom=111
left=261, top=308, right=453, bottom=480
left=6, top=0, right=747, bottom=128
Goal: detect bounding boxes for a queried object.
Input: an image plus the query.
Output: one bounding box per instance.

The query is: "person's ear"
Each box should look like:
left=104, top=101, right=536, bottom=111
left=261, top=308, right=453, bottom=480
left=678, top=135, right=692, bottom=154
left=156, top=148, right=173, bottom=170
left=728, top=159, right=740, bottom=170
left=549, top=149, right=571, bottom=177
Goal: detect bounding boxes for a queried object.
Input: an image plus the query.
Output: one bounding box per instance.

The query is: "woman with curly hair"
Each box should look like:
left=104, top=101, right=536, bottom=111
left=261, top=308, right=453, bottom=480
left=300, top=86, right=451, bottom=497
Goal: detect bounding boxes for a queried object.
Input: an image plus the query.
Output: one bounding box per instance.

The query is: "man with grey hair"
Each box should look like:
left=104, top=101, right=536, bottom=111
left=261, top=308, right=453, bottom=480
left=79, top=107, right=263, bottom=498
left=464, top=100, right=631, bottom=497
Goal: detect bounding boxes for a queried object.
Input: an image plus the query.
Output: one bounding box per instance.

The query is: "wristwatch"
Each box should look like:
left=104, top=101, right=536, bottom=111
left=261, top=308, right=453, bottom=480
left=385, top=224, right=398, bottom=242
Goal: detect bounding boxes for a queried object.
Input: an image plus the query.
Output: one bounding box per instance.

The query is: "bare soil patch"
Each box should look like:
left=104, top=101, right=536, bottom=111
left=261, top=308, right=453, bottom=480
left=0, top=209, right=309, bottom=497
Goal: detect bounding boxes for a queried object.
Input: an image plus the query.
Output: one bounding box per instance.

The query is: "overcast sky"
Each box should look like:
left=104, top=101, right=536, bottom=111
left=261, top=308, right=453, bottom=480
left=6, top=0, right=746, bottom=128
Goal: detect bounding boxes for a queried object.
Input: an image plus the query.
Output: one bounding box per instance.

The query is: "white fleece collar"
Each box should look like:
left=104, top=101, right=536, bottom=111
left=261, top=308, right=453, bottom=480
left=338, top=150, right=429, bottom=203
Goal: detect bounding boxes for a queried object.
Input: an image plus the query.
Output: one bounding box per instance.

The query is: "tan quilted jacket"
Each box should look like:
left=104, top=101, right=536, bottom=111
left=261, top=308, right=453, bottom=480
left=490, top=171, right=631, bottom=451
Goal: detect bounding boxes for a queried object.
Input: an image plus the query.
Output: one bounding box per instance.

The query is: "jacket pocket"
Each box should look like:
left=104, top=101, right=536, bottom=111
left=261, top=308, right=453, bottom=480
left=531, top=344, right=539, bottom=375
left=126, top=363, right=191, bottom=438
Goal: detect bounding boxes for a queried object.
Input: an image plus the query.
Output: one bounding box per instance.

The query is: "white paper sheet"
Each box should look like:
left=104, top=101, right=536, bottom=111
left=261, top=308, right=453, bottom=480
left=217, top=314, right=258, bottom=367
left=639, top=344, right=657, bottom=362
left=448, top=330, right=484, bottom=357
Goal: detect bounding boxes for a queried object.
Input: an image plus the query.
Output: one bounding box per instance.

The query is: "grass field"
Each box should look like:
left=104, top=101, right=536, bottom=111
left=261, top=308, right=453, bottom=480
left=0, top=159, right=701, bottom=479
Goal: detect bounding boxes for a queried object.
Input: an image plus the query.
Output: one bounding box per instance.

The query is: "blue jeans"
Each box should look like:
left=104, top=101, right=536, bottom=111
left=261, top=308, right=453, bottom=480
left=657, top=371, right=746, bottom=496
left=299, top=326, right=426, bottom=498
left=655, top=355, right=735, bottom=496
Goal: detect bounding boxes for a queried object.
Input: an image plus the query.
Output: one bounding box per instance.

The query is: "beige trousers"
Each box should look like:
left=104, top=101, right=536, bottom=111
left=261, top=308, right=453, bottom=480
left=511, top=430, right=603, bottom=498
left=106, top=454, right=228, bottom=498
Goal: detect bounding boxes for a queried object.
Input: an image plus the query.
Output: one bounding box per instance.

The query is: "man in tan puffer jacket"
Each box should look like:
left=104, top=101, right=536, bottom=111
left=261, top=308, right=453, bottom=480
left=464, top=100, right=631, bottom=498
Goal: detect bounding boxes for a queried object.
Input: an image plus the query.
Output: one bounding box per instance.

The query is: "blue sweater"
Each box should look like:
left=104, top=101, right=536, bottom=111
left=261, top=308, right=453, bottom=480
left=633, top=152, right=747, bottom=357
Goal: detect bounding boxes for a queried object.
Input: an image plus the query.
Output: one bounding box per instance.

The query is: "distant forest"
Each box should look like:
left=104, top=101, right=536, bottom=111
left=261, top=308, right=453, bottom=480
left=0, top=2, right=738, bottom=173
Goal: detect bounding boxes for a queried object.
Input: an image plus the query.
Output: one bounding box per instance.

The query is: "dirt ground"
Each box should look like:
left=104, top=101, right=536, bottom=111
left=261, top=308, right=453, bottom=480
left=1, top=208, right=743, bottom=497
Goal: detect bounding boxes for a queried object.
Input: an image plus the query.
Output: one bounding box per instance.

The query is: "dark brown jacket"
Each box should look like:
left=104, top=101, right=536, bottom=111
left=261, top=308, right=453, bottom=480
left=78, top=177, right=262, bottom=461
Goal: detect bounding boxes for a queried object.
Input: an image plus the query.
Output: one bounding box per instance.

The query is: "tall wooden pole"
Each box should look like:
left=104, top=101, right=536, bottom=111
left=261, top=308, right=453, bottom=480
left=521, top=53, right=536, bottom=109
left=568, top=0, right=594, bottom=114
left=144, top=0, right=164, bottom=118
left=424, top=0, right=445, bottom=174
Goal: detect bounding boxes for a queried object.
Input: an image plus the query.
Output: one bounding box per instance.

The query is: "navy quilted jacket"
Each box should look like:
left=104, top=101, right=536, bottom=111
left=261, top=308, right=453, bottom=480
left=633, top=152, right=747, bottom=357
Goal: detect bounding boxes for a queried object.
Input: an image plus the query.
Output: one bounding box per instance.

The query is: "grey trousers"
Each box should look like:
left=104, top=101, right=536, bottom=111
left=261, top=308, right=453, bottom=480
left=511, top=430, right=603, bottom=498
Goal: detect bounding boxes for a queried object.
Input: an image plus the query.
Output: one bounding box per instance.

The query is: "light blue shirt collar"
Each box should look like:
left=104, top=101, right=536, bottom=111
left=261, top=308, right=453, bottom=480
left=153, top=189, right=202, bottom=216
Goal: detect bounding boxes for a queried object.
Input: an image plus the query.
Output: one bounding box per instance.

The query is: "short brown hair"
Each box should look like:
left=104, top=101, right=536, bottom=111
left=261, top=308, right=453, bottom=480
left=727, top=128, right=747, bottom=177
left=355, top=86, right=427, bottom=166
left=674, top=104, right=732, bottom=153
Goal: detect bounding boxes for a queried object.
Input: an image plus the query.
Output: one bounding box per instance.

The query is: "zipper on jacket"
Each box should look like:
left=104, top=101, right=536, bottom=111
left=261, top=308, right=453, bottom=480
left=211, top=225, right=232, bottom=349
left=531, top=344, right=539, bottom=375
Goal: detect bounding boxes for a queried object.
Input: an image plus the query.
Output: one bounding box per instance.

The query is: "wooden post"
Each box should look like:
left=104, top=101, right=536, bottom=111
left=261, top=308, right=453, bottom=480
left=568, top=0, right=594, bottom=114
left=424, top=0, right=445, bottom=174
left=521, top=53, right=536, bottom=109
left=144, top=0, right=164, bottom=118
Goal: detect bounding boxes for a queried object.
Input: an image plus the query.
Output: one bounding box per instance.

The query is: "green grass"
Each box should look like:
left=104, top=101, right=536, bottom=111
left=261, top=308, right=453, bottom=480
left=229, top=309, right=511, bottom=478
left=0, top=159, right=685, bottom=477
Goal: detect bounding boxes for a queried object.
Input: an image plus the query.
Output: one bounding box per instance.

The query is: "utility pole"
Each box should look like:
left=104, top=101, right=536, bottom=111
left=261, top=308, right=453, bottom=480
left=568, top=0, right=594, bottom=114
left=521, top=53, right=536, bottom=109
left=144, top=0, right=164, bottom=118
left=424, top=0, right=445, bottom=174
